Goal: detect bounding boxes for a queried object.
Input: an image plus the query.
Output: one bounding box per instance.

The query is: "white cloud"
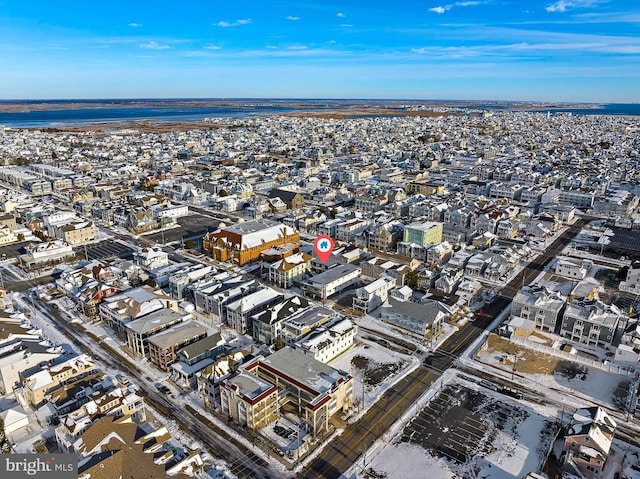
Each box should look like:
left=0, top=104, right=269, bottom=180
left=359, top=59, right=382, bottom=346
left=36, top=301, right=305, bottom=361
left=337, top=12, right=346, bottom=18
left=128, top=23, right=142, bottom=28
left=139, top=41, right=169, bottom=50
left=286, top=16, right=300, bottom=21
left=429, top=2, right=484, bottom=13
left=205, top=45, right=221, bottom=50
left=288, top=45, right=308, bottom=50
left=546, top=1, right=569, bottom=12
left=545, top=0, right=600, bottom=13
left=217, top=18, right=252, bottom=27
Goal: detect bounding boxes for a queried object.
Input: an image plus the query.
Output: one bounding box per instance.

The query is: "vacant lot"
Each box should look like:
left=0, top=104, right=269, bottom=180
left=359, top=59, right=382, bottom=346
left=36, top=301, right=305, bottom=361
left=482, top=333, right=560, bottom=375
left=366, top=383, right=555, bottom=479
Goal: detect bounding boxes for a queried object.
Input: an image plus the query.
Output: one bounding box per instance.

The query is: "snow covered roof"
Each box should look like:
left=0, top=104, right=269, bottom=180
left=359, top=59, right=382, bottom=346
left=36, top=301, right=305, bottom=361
left=259, top=347, right=350, bottom=395
left=225, top=288, right=283, bottom=314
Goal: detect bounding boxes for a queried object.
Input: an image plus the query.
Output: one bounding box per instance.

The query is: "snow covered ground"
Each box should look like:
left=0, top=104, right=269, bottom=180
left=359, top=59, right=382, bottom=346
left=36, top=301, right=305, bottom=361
left=330, top=340, right=418, bottom=416
left=358, top=376, right=553, bottom=479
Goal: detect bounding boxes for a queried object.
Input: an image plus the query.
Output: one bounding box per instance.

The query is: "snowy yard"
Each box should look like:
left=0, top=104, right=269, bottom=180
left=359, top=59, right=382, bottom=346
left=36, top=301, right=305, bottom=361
left=477, top=333, right=631, bottom=409
left=330, top=340, right=417, bottom=414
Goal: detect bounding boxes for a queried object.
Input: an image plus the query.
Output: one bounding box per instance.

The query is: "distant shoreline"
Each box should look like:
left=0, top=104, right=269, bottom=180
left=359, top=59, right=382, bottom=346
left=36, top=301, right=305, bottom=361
left=0, top=98, right=606, bottom=114
left=0, top=99, right=637, bottom=129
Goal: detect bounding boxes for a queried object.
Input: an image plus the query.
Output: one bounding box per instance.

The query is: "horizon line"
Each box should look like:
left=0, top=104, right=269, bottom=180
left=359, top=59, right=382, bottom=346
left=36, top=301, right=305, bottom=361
left=0, top=97, right=633, bottom=105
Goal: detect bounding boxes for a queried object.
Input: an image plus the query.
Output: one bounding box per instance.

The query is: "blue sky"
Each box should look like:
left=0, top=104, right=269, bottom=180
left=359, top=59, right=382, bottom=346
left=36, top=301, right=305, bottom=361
left=1, top=1, right=639, bottom=101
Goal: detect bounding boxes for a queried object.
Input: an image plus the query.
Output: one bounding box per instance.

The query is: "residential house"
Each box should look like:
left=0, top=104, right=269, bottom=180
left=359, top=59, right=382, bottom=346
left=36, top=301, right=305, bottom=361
left=353, top=276, right=397, bottom=314
left=268, top=252, right=312, bottom=288
left=147, top=321, right=209, bottom=372
left=562, top=407, right=616, bottom=478
left=511, top=286, right=567, bottom=333
left=252, top=296, right=310, bottom=346
left=225, top=287, right=285, bottom=334
left=171, top=333, right=225, bottom=389
left=561, top=300, right=621, bottom=348
left=302, top=264, right=361, bottom=301
left=294, top=317, right=357, bottom=363
left=555, top=258, right=593, bottom=280
left=380, top=296, right=448, bottom=337
left=125, top=309, right=188, bottom=358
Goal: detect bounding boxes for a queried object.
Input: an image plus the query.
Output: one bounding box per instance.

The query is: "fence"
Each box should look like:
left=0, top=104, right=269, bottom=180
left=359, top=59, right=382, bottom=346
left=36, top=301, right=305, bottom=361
left=509, top=336, right=634, bottom=376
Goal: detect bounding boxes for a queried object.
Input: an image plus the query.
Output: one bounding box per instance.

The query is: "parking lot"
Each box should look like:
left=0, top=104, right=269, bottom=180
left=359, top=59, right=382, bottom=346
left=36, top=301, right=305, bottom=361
left=0, top=240, right=30, bottom=259
left=400, top=384, right=495, bottom=463
left=145, top=214, right=219, bottom=248
left=75, top=240, right=136, bottom=261
left=398, top=382, right=545, bottom=467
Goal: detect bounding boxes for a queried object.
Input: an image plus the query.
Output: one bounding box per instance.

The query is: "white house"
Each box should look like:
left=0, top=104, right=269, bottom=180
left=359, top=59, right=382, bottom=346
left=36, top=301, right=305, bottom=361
left=294, top=318, right=357, bottom=363
left=352, top=275, right=396, bottom=314
left=555, top=258, right=592, bottom=280
left=133, top=247, right=169, bottom=270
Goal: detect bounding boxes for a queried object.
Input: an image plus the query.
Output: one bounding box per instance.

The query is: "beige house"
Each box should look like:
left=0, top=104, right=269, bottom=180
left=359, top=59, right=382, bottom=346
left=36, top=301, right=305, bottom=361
left=22, top=354, right=96, bottom=407
left=0, top=212, right=17, bottom=231
left=268, top=252, right=312, bottom=288
left=220, top=372, right=279, bottom=429
left=562, top=407, right=616, bottom=478
left=53, top=220, right=97, bottom=245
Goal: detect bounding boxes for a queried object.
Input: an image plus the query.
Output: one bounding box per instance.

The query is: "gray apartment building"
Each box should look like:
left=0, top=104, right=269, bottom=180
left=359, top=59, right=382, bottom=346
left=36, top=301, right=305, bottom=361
left=560, top=300, right=620, bottom=348
left=510, top=286, right=566, bottom=333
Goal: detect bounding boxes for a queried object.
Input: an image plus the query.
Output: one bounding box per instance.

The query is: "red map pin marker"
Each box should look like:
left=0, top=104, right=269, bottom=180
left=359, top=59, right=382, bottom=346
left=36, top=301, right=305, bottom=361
left=313, top=235, right=335, bottom=264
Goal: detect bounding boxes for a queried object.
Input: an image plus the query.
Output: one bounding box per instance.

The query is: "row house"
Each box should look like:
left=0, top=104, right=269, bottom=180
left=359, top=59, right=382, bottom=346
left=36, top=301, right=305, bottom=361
left=511, top=286, right=567, bottom=333
left=280, top=306, right=335, bottom=345
left=147, top=320, right=208, bottom=372
left=336, top=217, right=371, bottom=243
left=560, top=300, right=621, bottom=348
left=354, top=190, right=389, bottom=213
left=191, top=276, right=261, bottom=325
left=252, top=296, right=311, bottom=346
left=124, top=309, right=188, bottom=358
left=410, top=200, right=449, bottom=222
left=98, top=286, right=178, bottom=336
left=294, top=318, right=357, bottom=363
left=225, top=287, right=285, bottom=334
left=366, top=221, right=404, bottom=252
left=444, top=205, right=474, bottom=228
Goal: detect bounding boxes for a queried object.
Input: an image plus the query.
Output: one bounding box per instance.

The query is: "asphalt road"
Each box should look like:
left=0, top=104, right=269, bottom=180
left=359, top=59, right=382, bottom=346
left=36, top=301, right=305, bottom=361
left=301, top=218, right=588, bottom=479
